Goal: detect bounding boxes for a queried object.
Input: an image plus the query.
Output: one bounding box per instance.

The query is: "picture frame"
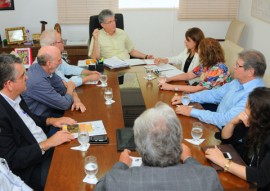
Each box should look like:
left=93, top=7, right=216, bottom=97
left=0, top=0, right=15, bottom=10
left=5, top=27, right=26, bottom=45
left=14, top=48, right=33, bottom=69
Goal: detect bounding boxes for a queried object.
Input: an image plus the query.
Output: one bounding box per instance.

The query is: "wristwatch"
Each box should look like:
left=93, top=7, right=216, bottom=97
left=174, top=87, right=179, bottom=91
left=224, top=160, right=231, bottom=172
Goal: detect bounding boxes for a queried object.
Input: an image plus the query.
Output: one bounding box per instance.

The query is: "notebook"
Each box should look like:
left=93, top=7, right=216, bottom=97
left=202, top=144, right=246, bottom=171
left=116, top=128, right=136, bottom=151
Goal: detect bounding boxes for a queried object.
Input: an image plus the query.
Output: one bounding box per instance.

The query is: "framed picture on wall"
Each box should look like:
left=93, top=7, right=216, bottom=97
left=14, top=48, right=33, bottom=69
left=0, top=0, right=15, bottom=10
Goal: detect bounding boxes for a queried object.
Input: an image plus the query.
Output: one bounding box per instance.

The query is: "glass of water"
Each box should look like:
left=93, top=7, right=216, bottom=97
left=191, top=122, right=203, bottom=142
left=85, top=156, right=98, bottom=179
left=145, top=66, right=153, bottom=80
left=104, top=87, right=113, bottom=105
left=158, top=73, right=166, bottom=84
left=181, top=92, right=190, bottom=106
left=100, top=73, right=108, bottom=87
left=78, top=126, right=89, bottom=149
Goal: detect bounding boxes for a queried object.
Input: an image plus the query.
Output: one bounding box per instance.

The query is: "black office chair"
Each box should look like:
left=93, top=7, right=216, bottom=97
left=89, top=13, right=124, bottom=43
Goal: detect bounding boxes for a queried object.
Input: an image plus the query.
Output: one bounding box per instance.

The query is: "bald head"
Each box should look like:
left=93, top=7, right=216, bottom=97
left=37, top=46, right=62, bottom=74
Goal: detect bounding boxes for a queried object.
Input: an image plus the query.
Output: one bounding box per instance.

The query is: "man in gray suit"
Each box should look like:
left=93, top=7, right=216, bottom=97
left=95, top=102, right=222, bottom=191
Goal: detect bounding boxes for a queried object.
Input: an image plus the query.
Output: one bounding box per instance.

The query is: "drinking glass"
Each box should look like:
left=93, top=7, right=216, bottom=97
left=158, top=73, right=166, bottom=84
left=181, top=92, right=190, bottom=106
left=100, top=74, right=108, bottom=87
left=191, top=122, right=203, bottom=141
left=84, top=156, right=98, bottom=179
left=78, top=126, right=89, bottom=149
left=145, top=66, right=153, bottom=80
left=104, top=87, right=113, bottom=105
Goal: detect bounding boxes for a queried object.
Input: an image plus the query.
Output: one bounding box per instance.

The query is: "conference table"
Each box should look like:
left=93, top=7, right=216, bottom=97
left=45, top=66, right=253, bottom=191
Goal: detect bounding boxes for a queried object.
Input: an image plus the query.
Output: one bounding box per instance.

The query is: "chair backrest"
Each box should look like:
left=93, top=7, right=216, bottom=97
left=89, top=13, right=124, bottom=42
left=263, top=73, right=270, bottom=88
left=221, top=40, right=244, bottom=77
left=225, top=18, right=245, bottom=44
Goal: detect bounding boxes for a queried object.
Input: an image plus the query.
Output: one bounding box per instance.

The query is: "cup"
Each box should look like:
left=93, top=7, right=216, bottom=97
left=84, top=156, right=98, bottom=179
left=100, top=73, right=108, bottom=87
left=158, top=73, right=166, bottom=84
left=104, top=87, right=113, bottom=105
left=145, top=66, right=153, bottom=80
left=191, top=122, right=203, bottom=141
left=181, top=92, right=190, bottom=106
left=78, top=126, right=89, bottom=149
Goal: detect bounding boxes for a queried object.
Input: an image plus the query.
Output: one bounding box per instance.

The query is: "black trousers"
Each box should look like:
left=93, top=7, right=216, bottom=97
left=28, top=148, right=54, bottom=191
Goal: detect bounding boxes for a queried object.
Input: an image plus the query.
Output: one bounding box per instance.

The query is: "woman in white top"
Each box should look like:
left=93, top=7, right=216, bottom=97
left=154, top=27, right=205, bottom=73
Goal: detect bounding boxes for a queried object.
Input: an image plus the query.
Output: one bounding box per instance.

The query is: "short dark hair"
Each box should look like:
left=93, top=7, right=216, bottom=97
left=0, top=54, right=22, bottom=90
left=238, top=50, right=266, bottom=77
left=98, top=9, right=114, bottom=24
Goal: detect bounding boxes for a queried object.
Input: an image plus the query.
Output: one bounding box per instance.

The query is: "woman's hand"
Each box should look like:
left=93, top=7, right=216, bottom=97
left=205, top=146, right=228, bottom=167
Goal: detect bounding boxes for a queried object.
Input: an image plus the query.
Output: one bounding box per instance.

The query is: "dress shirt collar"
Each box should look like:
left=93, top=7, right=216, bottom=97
left=242, top=78, right=264, bottom=90
left=0, top=92, right=21, bottom=108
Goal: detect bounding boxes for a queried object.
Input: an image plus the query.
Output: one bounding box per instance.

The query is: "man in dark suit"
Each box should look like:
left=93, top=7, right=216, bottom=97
left=0, top=54, right=75, bottom=190
left=95, top=102, right=223, bottom=191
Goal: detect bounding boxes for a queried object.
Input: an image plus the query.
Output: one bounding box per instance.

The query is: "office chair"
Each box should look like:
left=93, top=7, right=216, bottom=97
left=89, top=13, right=124, bottom=42
left=218, top=18, right=245, bottom=45
left=221, top=40, right=244, bottom=77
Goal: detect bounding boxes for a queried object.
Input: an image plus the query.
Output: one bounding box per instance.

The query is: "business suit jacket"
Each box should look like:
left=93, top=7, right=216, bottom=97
left=95, top=157, right=223, bottom=191
left=0, top=94, right=48, bottom=185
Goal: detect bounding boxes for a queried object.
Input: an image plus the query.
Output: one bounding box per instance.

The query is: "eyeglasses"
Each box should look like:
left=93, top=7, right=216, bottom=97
left=235, top=62, right=245, bottom=68
left=103, top=18, right=117, bottom=25
left=52, top=40, right=64, bottom=45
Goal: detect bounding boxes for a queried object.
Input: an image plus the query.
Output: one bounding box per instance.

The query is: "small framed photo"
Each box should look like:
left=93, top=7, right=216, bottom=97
left=0, top=0, right=15, bottom=10
left=5, top=27, right=26, bottom=45
left=14, top=48, right=33, bottom=68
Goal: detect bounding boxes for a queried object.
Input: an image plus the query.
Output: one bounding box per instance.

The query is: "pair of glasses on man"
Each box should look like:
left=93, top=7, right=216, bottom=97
left=103, top=18, right=117, bottom=25
left=235, top=62, right=244, bottom=68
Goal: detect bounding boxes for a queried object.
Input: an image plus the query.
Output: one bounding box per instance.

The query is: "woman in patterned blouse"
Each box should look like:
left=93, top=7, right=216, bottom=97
left=159, top=38, right=232, bottom=93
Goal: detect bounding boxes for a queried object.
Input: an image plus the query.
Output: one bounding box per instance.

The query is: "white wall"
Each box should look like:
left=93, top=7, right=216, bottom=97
left=238, top=0, right=270, bottom=74
left=0, top=0, right=269, bottom=73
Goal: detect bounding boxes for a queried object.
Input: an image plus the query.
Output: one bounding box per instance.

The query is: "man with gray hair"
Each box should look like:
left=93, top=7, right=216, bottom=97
left=89, top=9, right=153, bottom=60
left=22, top=46, right=86, bottom=118
left=95, top=102, right=222, bottom=191
left=172, top=50, right=266, bottom=129
left=40, top=29, right=100, bottom=87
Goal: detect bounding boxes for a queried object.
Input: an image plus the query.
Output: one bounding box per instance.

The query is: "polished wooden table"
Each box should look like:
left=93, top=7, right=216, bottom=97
left=45, top=66, right=253, bottom=191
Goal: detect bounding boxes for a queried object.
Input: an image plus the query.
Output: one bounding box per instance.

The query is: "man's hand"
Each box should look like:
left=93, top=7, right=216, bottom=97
left=86, top=71, right=101, bottom=82
left=171, top=95, right=182, bottom=105
left=180, top=143, right=192, bottom=162
left=71, top=100, right=86, bottom=112
left=41, top=130, right=75, bottom=151
left=119, top=149, right=132, bottom=167
left=175, top=105, right=192, bottom=116
left=47, top=117, right=77, bottom=128
left=93, top=29, right=99, bottom=40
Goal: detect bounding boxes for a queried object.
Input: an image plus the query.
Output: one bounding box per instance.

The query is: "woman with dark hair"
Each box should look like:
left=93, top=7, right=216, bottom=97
left=159, top=38, right=231, bottom=93
left=154, top=27, right=204, bottom=73
left=205, top=87, right=270, bottom=191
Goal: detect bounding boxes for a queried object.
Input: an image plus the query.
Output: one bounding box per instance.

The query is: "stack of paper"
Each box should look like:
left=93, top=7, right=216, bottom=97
left=104, top=56, right=129, bottom=69
left=66, top=40, right=88, bottom=46
left=124, top=59, right=155, bottom=66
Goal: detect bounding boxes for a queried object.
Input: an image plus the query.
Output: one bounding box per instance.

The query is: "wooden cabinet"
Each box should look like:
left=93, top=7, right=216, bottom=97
left=0, top=43, right=89, bottom=65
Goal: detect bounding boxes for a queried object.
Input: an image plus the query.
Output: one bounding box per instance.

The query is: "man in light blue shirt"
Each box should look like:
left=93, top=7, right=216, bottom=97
left=40, top=29, right=100, bottom=87
left=171, top=50, right=266, bottom=129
